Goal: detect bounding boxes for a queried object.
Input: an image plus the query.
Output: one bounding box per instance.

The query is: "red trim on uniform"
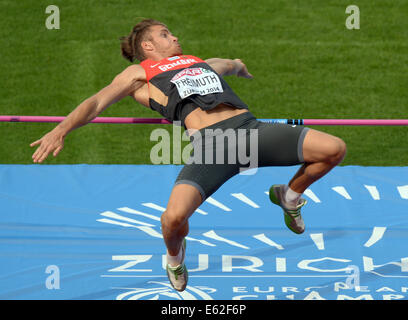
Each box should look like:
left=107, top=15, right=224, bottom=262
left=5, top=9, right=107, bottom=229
left=140, top=55, right=205, bottom=82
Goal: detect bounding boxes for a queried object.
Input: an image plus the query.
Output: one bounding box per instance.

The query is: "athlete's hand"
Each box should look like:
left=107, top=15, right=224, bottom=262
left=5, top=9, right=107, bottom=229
left=30, top=129, right=65, bottom=163
left=234, top=59, right=253, bottom=79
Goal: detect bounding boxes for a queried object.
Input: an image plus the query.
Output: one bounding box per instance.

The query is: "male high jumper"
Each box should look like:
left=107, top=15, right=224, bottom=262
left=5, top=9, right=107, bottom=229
left=31, top=19, right=346, bottom=292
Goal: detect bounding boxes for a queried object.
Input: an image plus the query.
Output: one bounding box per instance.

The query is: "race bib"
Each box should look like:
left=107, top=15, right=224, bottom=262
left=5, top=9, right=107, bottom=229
left=170, top=67, right=223, bottom=99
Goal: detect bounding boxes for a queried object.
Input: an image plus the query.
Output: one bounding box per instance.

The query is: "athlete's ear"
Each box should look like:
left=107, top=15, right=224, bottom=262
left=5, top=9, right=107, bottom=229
left=141, top=40, right=154, bottom=53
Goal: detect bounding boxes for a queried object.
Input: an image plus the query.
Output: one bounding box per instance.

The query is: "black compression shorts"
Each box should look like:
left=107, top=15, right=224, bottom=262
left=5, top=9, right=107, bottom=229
left=175, top=111, right=309, bottom=201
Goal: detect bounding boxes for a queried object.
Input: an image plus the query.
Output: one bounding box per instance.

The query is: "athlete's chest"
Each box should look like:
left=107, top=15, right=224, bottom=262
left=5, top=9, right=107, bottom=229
left=141, top=55, right=224, bottom=102
left=141, top=55, right=205, bottom=81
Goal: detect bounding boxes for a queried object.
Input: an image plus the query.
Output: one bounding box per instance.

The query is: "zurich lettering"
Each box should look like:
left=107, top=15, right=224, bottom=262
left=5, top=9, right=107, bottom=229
left=108, top=253, right=408, bottom=275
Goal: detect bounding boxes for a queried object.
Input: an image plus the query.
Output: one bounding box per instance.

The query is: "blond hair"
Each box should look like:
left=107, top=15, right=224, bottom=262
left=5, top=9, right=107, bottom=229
left=119, top=19, right=167, bottom=62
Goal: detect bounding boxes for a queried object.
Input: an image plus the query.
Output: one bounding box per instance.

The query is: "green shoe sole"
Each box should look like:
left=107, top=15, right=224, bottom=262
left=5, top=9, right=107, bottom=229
left=269, top=184, right=306, bottom=234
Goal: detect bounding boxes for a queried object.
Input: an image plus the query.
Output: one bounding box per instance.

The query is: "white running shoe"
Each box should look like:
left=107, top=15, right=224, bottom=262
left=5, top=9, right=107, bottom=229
left=269, top=184, right=307, bottom=234
left=166, top=238, right=188, bottom=292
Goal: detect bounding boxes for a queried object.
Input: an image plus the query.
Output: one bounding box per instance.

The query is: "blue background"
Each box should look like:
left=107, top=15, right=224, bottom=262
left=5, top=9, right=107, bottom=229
left=0, top=164, right=407, bottom=300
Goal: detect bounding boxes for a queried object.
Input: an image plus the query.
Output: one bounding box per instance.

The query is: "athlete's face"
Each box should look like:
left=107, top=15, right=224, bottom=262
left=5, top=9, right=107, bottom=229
left=145, top=25, right=182, bottom=59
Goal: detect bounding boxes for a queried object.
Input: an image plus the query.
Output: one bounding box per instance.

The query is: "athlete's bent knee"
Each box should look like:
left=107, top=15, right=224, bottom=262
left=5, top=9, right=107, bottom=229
left=161, top=209, right=188, bottom=232
left=328, top=137, right=347, bottom=165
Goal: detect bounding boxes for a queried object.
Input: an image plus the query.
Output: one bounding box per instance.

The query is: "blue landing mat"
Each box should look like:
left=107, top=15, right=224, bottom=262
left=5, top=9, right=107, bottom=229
left=0, top=164, right=407, bottom=300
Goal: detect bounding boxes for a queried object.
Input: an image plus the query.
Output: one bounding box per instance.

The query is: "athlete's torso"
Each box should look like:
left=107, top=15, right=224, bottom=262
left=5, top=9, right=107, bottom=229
left=140, top=55, right=248, bottom=128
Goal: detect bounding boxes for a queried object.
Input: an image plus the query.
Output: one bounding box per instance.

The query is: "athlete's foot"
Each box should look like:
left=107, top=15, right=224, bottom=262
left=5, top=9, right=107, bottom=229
left=166, top=238, right=188, bottom=292
left=269, top=184, right=307, bottom=234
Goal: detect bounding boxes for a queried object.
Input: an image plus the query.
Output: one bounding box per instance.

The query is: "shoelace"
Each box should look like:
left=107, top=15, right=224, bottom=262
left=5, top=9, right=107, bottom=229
left=285, top=199, right=307, bottom=217
left=286, top=209, right=301, bottom=217
left=169, top=264, right=186, bottom=280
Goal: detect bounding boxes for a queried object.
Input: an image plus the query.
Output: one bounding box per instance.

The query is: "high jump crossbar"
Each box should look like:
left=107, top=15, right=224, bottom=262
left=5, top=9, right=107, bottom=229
left=1, top=115, right=408, bottom=126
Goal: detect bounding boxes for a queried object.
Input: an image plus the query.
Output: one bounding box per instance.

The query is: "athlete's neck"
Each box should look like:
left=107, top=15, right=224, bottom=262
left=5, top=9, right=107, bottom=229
left=147, top=53, right=180, bottom=62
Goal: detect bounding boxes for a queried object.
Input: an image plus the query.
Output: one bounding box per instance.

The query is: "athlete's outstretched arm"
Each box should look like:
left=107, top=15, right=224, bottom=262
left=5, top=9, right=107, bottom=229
left=30, top=65, right=146, bottom=163
left=205, top=58, right=253, bottom=78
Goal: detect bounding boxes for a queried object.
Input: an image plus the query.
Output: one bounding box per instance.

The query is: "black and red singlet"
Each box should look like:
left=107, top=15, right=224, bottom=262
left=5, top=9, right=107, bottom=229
left=140, top=55, right=248, bottom=125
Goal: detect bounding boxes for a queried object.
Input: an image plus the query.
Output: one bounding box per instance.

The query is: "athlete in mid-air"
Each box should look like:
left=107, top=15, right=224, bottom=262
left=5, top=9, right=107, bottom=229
left=30, top=19, right=346, bottom=292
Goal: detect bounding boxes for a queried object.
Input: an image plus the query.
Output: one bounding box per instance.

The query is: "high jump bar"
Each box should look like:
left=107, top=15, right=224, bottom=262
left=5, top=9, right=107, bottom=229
left=1, top=115, right=408, bottom=126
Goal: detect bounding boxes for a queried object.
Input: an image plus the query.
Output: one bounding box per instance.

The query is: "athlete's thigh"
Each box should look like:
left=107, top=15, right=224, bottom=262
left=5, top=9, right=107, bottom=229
left=166, top=183, right=203, bottom=221
left=256, top=122, right=308, bottom=167
left=302, top=128, right=344, bottom=163
left=175, top=162, right=240, bottom=203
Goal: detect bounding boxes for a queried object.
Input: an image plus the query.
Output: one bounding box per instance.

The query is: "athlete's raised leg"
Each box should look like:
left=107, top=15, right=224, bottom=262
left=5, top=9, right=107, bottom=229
left=289, top=129, right=347, bottom=193
left=270, top=128, right=346, bottom=234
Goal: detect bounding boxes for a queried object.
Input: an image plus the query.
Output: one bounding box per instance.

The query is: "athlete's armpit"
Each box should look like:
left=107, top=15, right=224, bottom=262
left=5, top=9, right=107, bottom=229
left=131, top=83, right=150, bottom=107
